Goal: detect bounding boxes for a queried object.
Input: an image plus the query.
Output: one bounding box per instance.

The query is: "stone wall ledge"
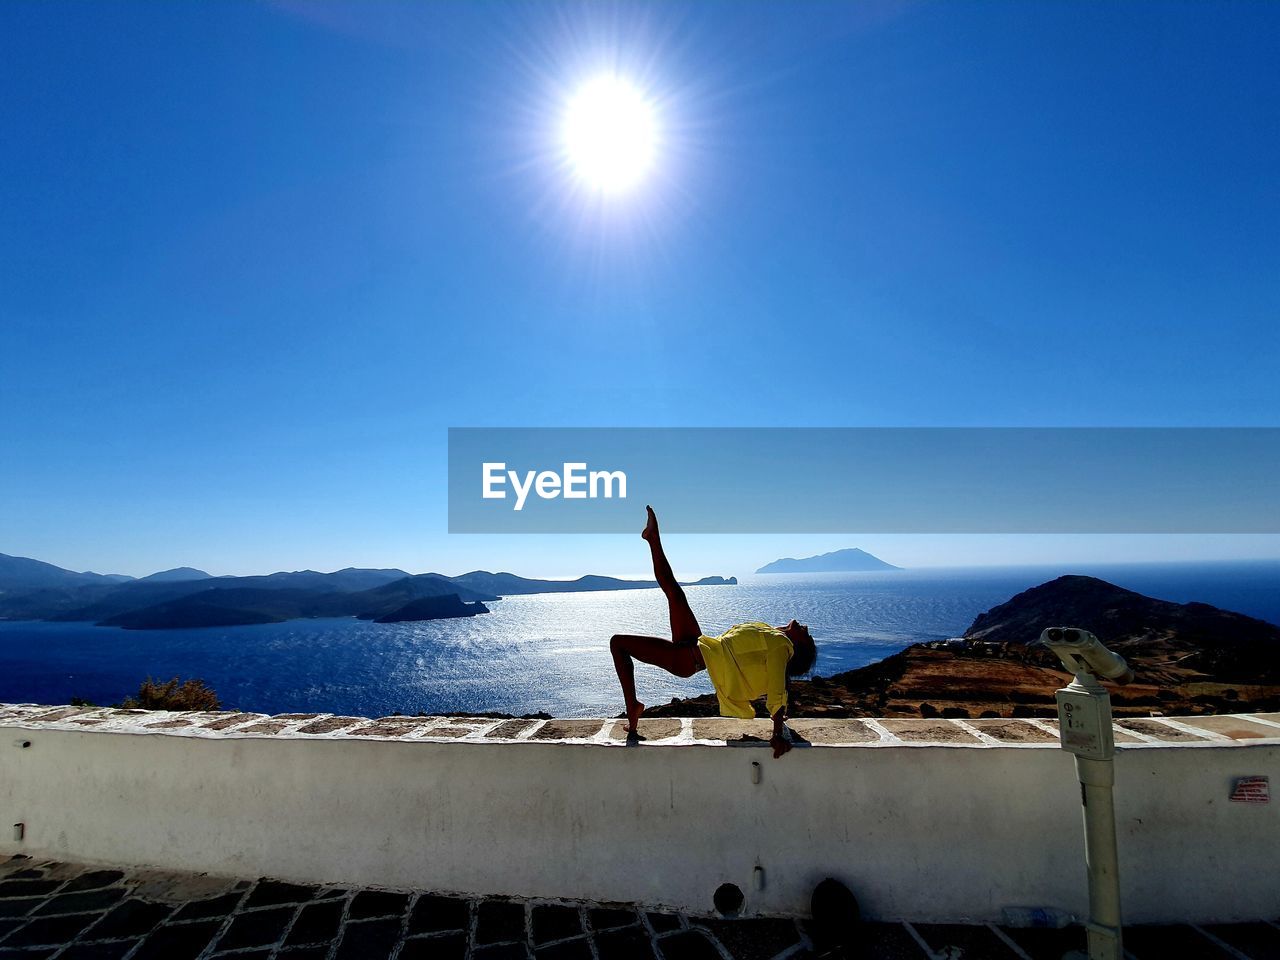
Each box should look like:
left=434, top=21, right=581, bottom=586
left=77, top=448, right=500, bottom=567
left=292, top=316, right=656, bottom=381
left=4, top=702, right=1279, bottom=748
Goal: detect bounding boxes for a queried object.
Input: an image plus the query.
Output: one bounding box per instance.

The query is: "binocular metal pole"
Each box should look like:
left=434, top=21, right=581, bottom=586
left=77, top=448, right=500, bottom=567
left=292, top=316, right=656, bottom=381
left=1056, top=671, right=1123, bottom=960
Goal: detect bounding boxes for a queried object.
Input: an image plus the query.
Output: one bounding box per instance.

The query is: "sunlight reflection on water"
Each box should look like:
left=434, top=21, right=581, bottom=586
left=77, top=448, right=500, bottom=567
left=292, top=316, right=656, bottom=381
left=2, top=565, right=1276, bottom=717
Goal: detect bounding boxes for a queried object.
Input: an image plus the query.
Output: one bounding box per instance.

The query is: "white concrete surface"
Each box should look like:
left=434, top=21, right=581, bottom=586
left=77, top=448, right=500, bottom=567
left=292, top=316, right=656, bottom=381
left=1, top=709, right=1277, bottom=924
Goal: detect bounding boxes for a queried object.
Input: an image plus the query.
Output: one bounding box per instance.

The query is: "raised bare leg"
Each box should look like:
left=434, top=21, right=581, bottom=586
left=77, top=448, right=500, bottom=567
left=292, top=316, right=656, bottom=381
left=609, top=507, right=705, bottom=735
left=642, top=505, right=702, bottom=644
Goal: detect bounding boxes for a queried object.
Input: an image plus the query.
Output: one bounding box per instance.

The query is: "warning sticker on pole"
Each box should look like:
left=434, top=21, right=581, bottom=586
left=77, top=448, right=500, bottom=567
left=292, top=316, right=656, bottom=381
left=1229, top=776, right=1270, bottom=803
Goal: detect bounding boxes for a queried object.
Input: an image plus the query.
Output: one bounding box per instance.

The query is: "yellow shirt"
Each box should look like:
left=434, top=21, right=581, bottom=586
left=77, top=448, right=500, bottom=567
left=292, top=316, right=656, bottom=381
left=697, top=622, right=793, bottom=720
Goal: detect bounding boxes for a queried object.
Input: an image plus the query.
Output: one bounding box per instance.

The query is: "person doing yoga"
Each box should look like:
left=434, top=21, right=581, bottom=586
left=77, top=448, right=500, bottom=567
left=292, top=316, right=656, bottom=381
left=609, top=506, right=817, bottom=758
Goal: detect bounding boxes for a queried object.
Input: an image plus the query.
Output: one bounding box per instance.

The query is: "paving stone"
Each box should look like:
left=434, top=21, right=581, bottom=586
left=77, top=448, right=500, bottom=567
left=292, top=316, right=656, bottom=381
left=591, top=908, right=640, bottom=931
left=399, top=933, right=468, bottom=960
left=1115, top=719, right=1207, bottom=742
left=81, top=899, right=173, bottom=939
left=531, top=719, right=606, bottom=740
left=145, top=718, right=194, bottom=729
left=297, top=716, right=363, bottom=734
left=0, top=899, right=41, bottom=919
left=32, top=888, right=125, bottom=916
left=278, top=947, right=332, bottom=960
left=1201, top=921, right=1280, bottom=957
left=596, top=925, right=657, bottom=960
left=59, top=872, right=125, bottom=894
left=335, top=917, right=402, bottom=960
left=238, top=721, right=289, bottom=735
left=349, top=717, right=440, bottom=737
left=657, top=930, right=721, bottom=960
left=848, top=923, right=931, bottom=959
left=913, top=923, right=1020, bottom=959
left=243, top=879, right=318, bottom=908
left=58, top=943, right=140, bottom=960
left=691, top=719, right=772, bottom=743
left=878, top=720, right=982, bottom=744
left=168, top=891, right=243, bottom=921
left=536, top=937, right=595, bottom=960
left=532, top=904, right=584, bottom=944
left=965, top=719, right=1057, bottom=743
left=646, top=914, right=682, bottom=934
left=428, top=723, right=488, bottom=738
left=408, top=894, right=470, bottom=934
left=607, top=719, right=684, bottom=741
left=215, top=905, right=295, bottom=950
left=695, top=918, right=800, bottom=959
left=201, top=712, right=264, bottom=730
left=1124, top=924, right=1237, bottom=959
left=487, top=719, right=539, bottom=739
left=999, top=925, right=1087, bottom=960
left=131, top=919, right=223, bottom=960
left=1184, top=716, right=1280, bottom=740
left=0, top=881, right=61, bottom=900
left=284, top=899, right=344, bottom=945
left=476, top=900, right=527, bottom=944
left=348, top=722, right=422, bottom=737
left=474, top=944, right=534, bottom=960
left=786, top=719, right=879, bottom=745
left=1, top=912, right=100, bottom=947
left=31, top=707, right=96, bottom=722
left=349, top=890, right=410, bottom=919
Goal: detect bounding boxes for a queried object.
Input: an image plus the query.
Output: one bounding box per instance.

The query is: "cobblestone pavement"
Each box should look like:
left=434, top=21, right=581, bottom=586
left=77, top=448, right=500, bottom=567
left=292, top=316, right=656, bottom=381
left=2, top=856, right=1279, bottom=960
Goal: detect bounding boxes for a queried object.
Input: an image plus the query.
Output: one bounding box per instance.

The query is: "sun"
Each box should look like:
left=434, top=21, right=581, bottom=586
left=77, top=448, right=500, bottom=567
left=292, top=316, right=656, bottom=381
left=562, top=75, right=657, bottom=194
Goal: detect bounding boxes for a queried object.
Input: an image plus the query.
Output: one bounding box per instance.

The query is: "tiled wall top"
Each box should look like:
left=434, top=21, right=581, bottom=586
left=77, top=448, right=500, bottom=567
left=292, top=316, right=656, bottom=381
left=2, top=703, right=1278, bottom=748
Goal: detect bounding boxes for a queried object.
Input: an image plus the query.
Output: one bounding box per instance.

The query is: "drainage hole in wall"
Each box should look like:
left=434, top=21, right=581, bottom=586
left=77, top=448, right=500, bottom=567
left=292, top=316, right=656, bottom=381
left=714, top=882, right=744, bottom=917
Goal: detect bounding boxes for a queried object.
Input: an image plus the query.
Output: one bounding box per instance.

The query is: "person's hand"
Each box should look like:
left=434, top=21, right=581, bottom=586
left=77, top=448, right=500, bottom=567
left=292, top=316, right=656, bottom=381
left=770, top=734, right=791, bottom=759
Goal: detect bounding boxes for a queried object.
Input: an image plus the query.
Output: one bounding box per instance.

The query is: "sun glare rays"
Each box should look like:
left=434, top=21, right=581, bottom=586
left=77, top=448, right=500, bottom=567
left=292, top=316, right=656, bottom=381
left=562, top=74, right=658, bottom=194
left=478, top=6, right=721, bottom=262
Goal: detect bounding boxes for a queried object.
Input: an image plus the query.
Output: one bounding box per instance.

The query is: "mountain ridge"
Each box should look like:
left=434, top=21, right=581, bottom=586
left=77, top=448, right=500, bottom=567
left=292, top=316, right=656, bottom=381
left=0, top=552, right=737, bottom=629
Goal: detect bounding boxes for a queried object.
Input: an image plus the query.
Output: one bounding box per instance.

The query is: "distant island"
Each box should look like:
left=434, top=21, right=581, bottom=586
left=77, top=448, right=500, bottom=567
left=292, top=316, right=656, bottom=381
left=0, top=552, right=736, bottom=630
left=756, top=548, right=899, bottom=574
left=373, top=595, right=490, bottom=624
left=647, top=574, right=1280, bottom=720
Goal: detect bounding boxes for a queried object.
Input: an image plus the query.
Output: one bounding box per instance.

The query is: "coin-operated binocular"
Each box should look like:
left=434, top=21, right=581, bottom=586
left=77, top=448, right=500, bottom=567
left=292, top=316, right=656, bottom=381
left=1037, top=627, right=1135, bottom=960
left=1042, top=626, right=1135, bottom=687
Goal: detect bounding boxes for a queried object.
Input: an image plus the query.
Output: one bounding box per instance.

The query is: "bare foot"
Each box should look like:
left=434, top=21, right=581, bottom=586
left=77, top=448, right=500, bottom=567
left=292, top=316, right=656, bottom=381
left=641, top=505, right=659, bottom=542
left=627, top=700, right=646, bottom=733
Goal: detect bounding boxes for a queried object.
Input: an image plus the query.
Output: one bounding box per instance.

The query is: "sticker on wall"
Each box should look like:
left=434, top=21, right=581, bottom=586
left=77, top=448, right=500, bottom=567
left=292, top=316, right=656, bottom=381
left=1229, top=776, right=1270, bottom=803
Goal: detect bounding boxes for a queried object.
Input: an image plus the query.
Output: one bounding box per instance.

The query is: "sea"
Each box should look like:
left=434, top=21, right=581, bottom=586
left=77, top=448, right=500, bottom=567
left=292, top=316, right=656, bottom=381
left=0, top=561, right=1276, bottom=718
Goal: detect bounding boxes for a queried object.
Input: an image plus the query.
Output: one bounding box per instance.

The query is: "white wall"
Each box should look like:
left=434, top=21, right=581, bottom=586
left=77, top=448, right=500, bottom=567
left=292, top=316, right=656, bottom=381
left=2, top=725, right=1276, bottom=923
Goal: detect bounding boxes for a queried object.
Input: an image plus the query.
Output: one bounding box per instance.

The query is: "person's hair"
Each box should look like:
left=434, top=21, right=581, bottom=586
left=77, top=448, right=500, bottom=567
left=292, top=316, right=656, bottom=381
left=787, top=636, right=817, bottom=677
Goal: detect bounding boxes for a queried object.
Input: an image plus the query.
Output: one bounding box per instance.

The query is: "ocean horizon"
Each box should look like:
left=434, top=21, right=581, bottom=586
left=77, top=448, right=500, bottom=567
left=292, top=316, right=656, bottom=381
left=1, top=559, right=1276, bottom=718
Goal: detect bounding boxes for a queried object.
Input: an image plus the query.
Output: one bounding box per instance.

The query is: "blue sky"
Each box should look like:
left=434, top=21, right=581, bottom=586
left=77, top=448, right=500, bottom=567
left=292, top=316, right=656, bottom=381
left=2, top=1, right=1278, bottom=578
